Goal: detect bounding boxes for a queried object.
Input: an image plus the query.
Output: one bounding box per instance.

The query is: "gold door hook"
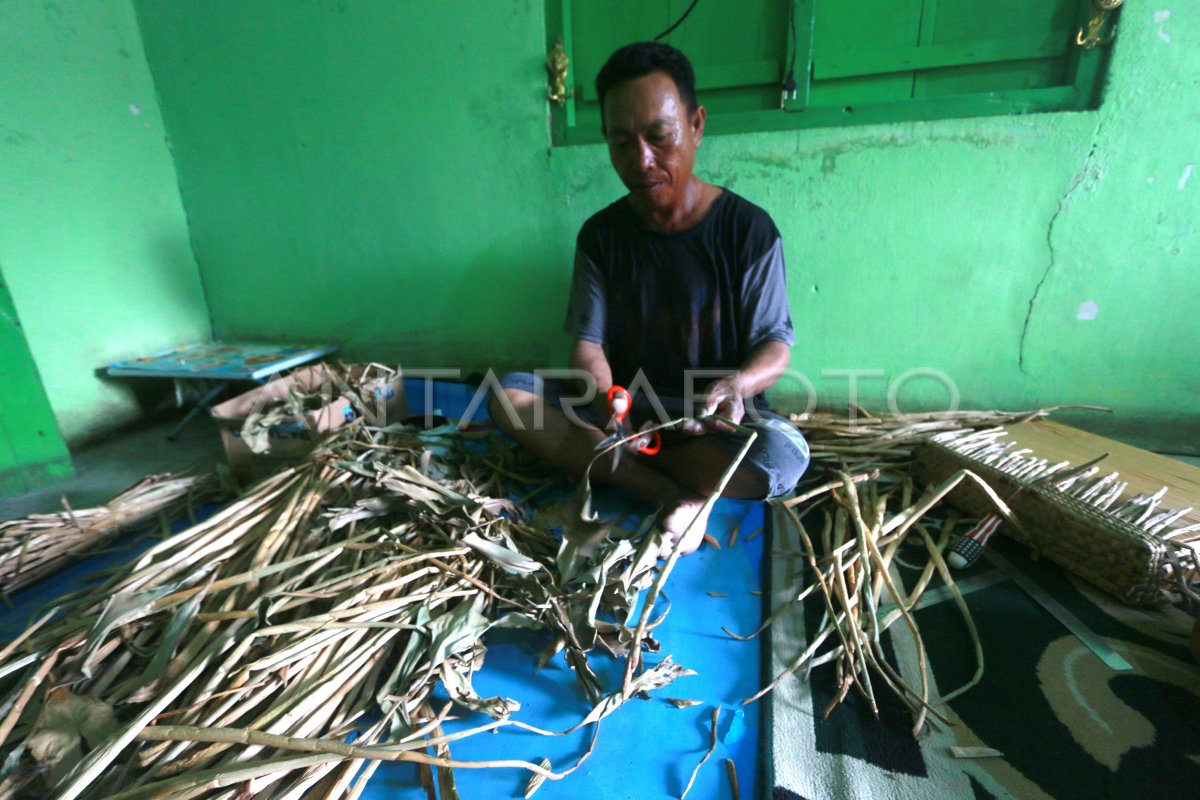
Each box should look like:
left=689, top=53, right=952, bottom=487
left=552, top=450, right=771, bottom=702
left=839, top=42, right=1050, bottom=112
left=1077, top=0, right=1125, bottom=49
left=547, top=36, right=573, bottom=106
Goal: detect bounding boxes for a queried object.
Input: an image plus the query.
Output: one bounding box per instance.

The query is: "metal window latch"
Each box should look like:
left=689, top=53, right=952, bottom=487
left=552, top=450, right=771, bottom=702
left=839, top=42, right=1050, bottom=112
left=547, top=36, right=573, bottom=106
left=1076, top=0, right=1125, bottom=49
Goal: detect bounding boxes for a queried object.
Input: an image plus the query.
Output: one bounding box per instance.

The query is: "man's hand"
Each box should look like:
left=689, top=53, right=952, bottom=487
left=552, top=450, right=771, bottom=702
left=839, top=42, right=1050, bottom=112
left=682, top=341, right=791, bottom=435
left=682, top=373, right=747, bottom=435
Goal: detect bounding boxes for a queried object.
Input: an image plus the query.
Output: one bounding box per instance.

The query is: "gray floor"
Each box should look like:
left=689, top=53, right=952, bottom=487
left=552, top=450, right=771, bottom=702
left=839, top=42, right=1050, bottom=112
left=0, top=415, right=227, bottom=520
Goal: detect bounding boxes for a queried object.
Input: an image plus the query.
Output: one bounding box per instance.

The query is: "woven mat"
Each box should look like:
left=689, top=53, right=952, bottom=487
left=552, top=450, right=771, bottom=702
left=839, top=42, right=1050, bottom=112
left=766, top=513, right=1200, bottom=800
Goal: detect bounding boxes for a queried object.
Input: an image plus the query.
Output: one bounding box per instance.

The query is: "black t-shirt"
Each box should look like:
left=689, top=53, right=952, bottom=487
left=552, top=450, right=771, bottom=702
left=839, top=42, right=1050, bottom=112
left=564, top=189, right=794, bottom=408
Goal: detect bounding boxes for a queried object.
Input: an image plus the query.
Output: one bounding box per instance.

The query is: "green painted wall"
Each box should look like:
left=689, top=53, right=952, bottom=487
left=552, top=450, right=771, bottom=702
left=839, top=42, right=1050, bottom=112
left=135, top=1, right=1198, bottom=452
left=0, top=260, right=73, bottom=495
left=0, top=0, right=211, bottom=446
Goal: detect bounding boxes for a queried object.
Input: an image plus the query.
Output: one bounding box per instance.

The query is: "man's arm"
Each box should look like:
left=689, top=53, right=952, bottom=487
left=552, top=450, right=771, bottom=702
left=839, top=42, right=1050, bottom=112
left=697, top=217, right=795, bottom=430
left=570, top=339, right=615, bottom=421
left=697, top=340, right=791, bottom=429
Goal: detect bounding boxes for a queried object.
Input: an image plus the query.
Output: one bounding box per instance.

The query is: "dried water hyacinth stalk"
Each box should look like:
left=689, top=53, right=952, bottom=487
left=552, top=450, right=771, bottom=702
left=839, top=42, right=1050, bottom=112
left=680, top=706, right=719, bottom=799
left=788, top=405, right=1108, bottom=472
left=0, top=470, right=226, bottom=597
left=736, top=467, right=1014, bottom=737
left=0, top=413, right=737, bottom=798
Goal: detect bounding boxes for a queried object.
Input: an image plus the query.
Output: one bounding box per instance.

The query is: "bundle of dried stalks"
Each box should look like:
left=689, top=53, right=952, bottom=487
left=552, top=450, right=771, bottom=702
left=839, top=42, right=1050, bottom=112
left=927, top=426, right=1200, bottom=608
left=0, top=414, right=738, bottom=799
left=735, top=467, right=1014, bottom=737
left=933, top=426, right=1200, bottom=540
left=0, top=471, right=225, bottom=598
left=789, top=405, right=1108, bottom=472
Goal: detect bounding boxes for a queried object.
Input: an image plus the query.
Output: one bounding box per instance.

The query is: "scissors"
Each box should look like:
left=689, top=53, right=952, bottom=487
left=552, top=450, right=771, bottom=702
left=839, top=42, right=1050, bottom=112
left=595, top=385, right=661, bottom=468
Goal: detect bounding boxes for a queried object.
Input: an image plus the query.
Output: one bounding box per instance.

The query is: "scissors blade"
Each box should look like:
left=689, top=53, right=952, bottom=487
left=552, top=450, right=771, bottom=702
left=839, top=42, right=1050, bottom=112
left=594, top=428, right=616, bottom=450
left=594, top=422, right=627, bottom=470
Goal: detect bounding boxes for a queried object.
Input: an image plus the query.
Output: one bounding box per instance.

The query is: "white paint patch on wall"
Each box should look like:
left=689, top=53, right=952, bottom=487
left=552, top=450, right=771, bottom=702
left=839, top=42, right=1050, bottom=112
left=129, top=103, right=142, bottom=116
left=1077, top=300, right=1100, bottom=321
left=1179, top=163, right=1194, bottom=190
left=1154, top=10, right=1173, bottom=43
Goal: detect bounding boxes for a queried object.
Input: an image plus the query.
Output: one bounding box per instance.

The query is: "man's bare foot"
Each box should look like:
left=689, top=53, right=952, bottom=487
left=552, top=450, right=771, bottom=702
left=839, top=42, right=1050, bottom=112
left=658, top=496, right=711, bottom=559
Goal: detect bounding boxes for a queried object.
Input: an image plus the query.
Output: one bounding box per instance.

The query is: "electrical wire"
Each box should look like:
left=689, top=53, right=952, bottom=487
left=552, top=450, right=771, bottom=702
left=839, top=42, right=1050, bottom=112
left=788, top=0, right=798, bottom=78
left=781, top=0, right=801, bottom=111
left=653, top=0, right=701, bottom=41
left=650, top=0, right=803, bottom=113
left=782, top=0, right=801, bottom=107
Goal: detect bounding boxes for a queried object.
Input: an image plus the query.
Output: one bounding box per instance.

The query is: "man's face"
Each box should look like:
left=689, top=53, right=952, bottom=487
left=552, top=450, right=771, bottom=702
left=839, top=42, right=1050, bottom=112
left=602, top=71, right=706, bottom=213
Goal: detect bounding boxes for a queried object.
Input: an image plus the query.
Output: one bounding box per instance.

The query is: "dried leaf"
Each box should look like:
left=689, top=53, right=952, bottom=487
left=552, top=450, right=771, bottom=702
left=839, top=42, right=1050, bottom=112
left=949, top=746, right=1004, bottom=759
left=462, top=533, right=542, bottom=575
left=427, top=595, right=492, bottom=666
left=667, top=698, right=702, bottom=709
left=79, top=583, right=182, bottom=678
left=524, top=757, right=552, bottom=798
left=27, top=692, right=117, bottom=784
left=137, top=579, right=210, bottom=687
left=579, top=656, right=691, bottom=727
left=726, top=758, right=740, bottom=800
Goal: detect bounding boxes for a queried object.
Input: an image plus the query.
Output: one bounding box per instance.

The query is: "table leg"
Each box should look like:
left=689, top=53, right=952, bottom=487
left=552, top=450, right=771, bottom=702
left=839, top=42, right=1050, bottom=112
left=167, top=381, right=230, bottom=441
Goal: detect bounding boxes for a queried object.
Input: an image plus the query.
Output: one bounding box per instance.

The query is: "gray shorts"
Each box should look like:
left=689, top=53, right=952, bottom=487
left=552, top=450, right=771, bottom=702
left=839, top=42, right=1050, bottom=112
left=497, top=372, right=810, bottom=499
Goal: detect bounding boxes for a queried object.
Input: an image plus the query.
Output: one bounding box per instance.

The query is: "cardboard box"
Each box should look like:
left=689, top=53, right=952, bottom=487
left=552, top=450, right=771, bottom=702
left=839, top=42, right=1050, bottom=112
left=210, top=364, right=406, bottom=480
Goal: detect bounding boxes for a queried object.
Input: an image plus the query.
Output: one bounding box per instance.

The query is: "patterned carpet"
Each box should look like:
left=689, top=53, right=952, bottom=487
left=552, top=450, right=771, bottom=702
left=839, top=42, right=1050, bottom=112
left=767, top=515, right=1200, bottom=800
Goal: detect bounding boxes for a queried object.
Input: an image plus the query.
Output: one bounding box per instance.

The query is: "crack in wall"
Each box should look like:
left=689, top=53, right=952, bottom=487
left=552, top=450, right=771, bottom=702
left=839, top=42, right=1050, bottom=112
left=1017, top=121, right=1105, bottom=375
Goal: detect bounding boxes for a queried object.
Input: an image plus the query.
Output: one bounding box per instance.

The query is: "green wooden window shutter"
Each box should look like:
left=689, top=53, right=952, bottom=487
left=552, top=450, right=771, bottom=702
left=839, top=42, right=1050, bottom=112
left=547, top=0, right=1117, bottom=146
left=549, top=0, right=794, bottom=146
left=810, top=0, right=1079, bottom=106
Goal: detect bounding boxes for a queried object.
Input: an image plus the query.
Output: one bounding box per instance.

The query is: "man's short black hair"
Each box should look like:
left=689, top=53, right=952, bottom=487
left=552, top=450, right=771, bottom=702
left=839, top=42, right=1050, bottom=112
left=595, top=42, right=698, bottom=118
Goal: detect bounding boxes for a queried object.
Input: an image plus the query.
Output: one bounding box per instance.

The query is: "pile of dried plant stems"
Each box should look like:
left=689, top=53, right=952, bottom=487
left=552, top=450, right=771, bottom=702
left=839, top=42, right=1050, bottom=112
left=0, top=411, right=748, bottom=799
left=0, top=471, right=225, bottom=598
left=736, top=467, right=1015, bottom=737
left=731, top=407, right=1070, bottom=735
left=789, top=404, right=1109, bottom=472
left=1, top=391, right=1072, bottom=791
left=750, top=403, right=1198, bottom=732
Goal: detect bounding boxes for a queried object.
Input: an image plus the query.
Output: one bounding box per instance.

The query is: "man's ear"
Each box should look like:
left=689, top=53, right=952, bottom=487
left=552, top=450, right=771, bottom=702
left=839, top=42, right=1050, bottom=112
left=691, top=104, right=707, bottom=147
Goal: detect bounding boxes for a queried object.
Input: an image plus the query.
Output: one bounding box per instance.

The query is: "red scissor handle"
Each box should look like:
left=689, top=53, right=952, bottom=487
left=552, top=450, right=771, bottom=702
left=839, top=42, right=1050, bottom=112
left=607, top=385, right=632, bottom=424
left=607, top=385, right=660, bottom=456
left=638, top=430, right=662, bottom=456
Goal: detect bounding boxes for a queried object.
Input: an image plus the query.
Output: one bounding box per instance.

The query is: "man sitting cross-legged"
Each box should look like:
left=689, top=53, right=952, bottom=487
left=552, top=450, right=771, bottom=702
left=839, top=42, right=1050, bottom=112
left=490, top=42, right=810, bottom=557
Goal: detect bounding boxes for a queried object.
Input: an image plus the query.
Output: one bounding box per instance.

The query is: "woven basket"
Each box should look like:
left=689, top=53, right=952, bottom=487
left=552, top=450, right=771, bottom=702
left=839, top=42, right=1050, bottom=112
left=914, top=441, right=1170, bottom=606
